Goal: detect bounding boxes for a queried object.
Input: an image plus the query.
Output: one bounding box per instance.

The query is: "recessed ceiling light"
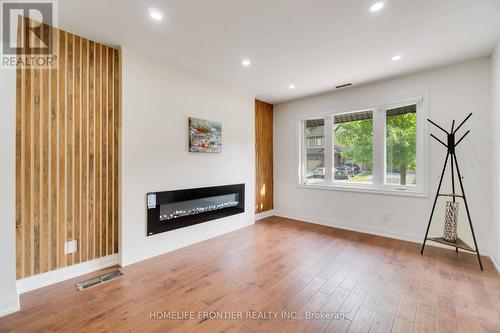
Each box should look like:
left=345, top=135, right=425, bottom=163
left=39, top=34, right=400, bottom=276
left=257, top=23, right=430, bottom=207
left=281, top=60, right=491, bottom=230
left=289, top=84, right=296, bottom=89
left=149, top=10, right=163, bottom=21
left=369, top=2, right=385, bottom=12
left=241, top=59, right=251, bottom=67
left=391, top=55, right=402, bottom=61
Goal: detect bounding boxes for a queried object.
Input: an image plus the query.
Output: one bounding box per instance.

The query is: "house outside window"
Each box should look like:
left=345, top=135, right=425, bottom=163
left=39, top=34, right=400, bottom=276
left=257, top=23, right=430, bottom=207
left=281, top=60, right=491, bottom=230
left=304, top=119, right=325, bottom=182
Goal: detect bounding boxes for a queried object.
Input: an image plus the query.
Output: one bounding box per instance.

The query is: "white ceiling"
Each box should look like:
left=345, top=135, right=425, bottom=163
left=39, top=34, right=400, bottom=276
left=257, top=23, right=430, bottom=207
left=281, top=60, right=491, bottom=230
left=58, top=0, right=500, bottom=104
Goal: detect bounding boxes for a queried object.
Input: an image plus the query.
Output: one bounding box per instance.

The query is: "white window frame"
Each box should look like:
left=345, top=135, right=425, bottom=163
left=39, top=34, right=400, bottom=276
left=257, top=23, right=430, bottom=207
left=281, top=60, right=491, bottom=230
left=297, top=94, right=429, bottom=197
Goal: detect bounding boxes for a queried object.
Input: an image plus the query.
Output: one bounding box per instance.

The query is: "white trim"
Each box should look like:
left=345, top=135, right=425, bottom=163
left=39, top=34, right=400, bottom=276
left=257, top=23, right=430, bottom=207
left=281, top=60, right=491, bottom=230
left=491, top=256, right=500, bottom=274
left=272, top=211, right=498, bottom=274
left=255, top=210, right=275, bottom=221
left=372, top=109, right=383, bottom=188
left=0, top=294, right=20, bottom=318
left=275, top=210, right=424, bottom=243
left=16, top=254, right=119, bottom=294
left=324, top=114, right=333, bottom=183
left=296, top=183, right=429, bottom=198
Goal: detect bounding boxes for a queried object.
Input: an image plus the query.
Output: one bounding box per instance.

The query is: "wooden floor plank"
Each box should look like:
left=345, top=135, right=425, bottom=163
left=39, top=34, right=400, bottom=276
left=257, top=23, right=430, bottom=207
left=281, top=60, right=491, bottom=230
left=346, top=292, right=382, bottom=333
left=396, top=294, right=418, bottom=323
left=369, top=291, right=400, bottom=333
left=392, top=317, right=414, bottom=333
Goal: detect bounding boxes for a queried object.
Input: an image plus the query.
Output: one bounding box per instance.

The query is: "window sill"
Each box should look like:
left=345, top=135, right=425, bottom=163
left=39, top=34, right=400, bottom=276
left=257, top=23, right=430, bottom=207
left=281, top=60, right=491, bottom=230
left=297, top=183, right=429, bottom=198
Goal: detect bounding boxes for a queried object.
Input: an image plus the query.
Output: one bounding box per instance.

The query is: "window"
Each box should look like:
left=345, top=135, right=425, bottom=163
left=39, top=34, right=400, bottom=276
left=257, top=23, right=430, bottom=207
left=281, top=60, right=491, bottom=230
left=333, top=110, right=373, bottom=184
left=299, top=96, right=427, bottom=195
left=307, top=138, right=316, bottom=148
left=316, top=137, right=324, bottom=147
left=304, top=119, right=325, bottom=183
left=385, top=105, right=417, bottom=187
left=306, top=136, right=324, bottom=148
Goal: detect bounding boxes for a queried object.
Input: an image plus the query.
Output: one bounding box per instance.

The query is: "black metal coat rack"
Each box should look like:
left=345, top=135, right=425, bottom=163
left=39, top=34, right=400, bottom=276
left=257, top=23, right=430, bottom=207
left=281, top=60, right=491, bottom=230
left=420, top=113, right=483, bottom=270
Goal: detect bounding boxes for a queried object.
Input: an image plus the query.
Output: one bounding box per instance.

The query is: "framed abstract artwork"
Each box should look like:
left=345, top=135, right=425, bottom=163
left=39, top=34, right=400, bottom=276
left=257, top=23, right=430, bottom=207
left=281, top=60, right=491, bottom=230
left=188, top=117, right=222, bottom=153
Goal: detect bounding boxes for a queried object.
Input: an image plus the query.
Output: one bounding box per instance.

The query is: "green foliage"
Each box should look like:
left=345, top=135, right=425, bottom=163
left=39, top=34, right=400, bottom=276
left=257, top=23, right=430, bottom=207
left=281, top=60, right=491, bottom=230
left=334, top=113, right=417, bottom=173
left=334, top=119, right=373, bottom=167
left=386, top=113, right=417, bottom=170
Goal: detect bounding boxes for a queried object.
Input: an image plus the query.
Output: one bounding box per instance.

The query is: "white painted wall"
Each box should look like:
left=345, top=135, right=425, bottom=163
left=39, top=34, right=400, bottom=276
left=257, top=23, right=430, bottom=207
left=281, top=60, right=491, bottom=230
left=274, top=58, right=494, bottom=256
left=492, top=43, right=500, bottom=266
left=0, top=41, right=20, bottom=316
left=120, top=48, right=255, bottom=266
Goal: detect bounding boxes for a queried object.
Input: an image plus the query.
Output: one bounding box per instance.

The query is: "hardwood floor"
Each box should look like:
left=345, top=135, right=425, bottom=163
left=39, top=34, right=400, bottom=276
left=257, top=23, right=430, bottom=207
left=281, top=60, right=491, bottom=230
left=1, top=216, right=499, bottom=332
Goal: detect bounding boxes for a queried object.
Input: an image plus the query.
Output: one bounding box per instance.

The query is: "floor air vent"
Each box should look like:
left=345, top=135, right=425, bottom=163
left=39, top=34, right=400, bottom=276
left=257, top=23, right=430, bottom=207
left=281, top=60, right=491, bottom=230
left=76, top=270, right=123, bottom=291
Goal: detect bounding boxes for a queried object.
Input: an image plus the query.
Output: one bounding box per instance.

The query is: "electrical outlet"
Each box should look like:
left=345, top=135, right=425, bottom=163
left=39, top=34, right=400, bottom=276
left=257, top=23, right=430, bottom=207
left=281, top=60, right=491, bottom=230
left=65, top=240, right=77, bottom=254
left=382, top=214, right=391, bottom=223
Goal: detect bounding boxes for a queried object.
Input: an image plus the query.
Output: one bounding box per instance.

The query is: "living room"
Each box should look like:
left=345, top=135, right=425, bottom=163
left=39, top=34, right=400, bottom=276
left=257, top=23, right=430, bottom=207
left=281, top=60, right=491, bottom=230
left=0, top=1, right=499, bottom=332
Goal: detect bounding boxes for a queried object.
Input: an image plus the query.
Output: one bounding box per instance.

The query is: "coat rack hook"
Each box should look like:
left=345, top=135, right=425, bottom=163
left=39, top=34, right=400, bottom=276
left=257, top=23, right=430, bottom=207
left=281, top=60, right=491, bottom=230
left=455, top=130, right=471, bottom=147
left=453, top=113, right=473, bottom=134
left=430, top=134, right=447, bottom=148
left=427, top=118, right=449, bottom=135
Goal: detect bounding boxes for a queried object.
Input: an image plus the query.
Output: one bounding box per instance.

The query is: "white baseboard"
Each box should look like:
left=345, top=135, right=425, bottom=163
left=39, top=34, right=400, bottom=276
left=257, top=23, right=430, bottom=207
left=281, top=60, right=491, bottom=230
left=491, top=255, right=500, bottom=273
left=273, top=210, right=499, bottom=274
left=16, top=254, right=119, bottom=294
left=255, top=210, right=275, bottom=221
left=274, top=210, right=423, bottom=243
left=0, top=294, right=20, bottom=318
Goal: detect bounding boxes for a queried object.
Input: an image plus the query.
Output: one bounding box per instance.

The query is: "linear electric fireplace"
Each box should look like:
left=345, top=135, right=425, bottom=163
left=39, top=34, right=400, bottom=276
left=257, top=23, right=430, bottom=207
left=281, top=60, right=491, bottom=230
left=146, top=184, right=245, bottom=236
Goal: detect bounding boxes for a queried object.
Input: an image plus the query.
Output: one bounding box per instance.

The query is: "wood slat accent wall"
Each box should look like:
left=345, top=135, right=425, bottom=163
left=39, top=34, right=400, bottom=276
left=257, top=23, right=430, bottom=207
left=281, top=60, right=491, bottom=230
left=255, top=99, right=274, bottom=214
left=16, top=18, right=120, bottom=279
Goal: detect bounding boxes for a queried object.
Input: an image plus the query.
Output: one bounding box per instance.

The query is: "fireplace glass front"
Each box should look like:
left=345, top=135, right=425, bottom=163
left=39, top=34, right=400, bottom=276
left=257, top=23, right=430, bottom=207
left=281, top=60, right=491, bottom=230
left=159, top=193, right=240, bottom=221
left=147, top=183, right=245, bottom=236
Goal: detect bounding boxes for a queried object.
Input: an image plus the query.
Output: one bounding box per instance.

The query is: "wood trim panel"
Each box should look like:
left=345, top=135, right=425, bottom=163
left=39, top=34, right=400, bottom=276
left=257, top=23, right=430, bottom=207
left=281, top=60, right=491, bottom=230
left=255, top=99, right=274, bottom=213
left=16, top=17, right=120, bottom=279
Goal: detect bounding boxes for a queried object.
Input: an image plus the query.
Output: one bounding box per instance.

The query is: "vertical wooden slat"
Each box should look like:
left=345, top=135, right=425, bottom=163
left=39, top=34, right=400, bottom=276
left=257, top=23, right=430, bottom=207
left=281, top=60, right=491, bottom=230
left=88, top=41, right=95, bottom=260
left=113, top=49, right=119, bottom=253
left=81, top=39, right=88, bottom=262
left=16, top=20, right=120, bottom=278
left=95, top=43, right=101, bottom=259
left=66, top=33, right=74, bottom=265
left=23, top=17, right=33, bottom=277
left=50, top=26, right=59, bottom=270
left=58, top=30, right=66, bottom=269
left=16, top=16, right=24, bottom=279
left=107, top=47, right=113, bottom=255
left=101, top=46, right=108, bottom=257
left=74, top=36, right=81, bottom=264
left=42, top=23, right=50, bottom=273
left=33, top=18, right=41, bottom=276
left=30, top=18, right=36, bottom=275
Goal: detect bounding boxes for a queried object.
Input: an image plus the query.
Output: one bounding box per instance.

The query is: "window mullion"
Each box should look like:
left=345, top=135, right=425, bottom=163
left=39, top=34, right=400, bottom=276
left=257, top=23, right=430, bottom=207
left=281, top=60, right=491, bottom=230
left=300, top=120, right=306, bottom=184
left=372, top=108, right=384, bottom=188
left=324, top=115, right=333, bottom=183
